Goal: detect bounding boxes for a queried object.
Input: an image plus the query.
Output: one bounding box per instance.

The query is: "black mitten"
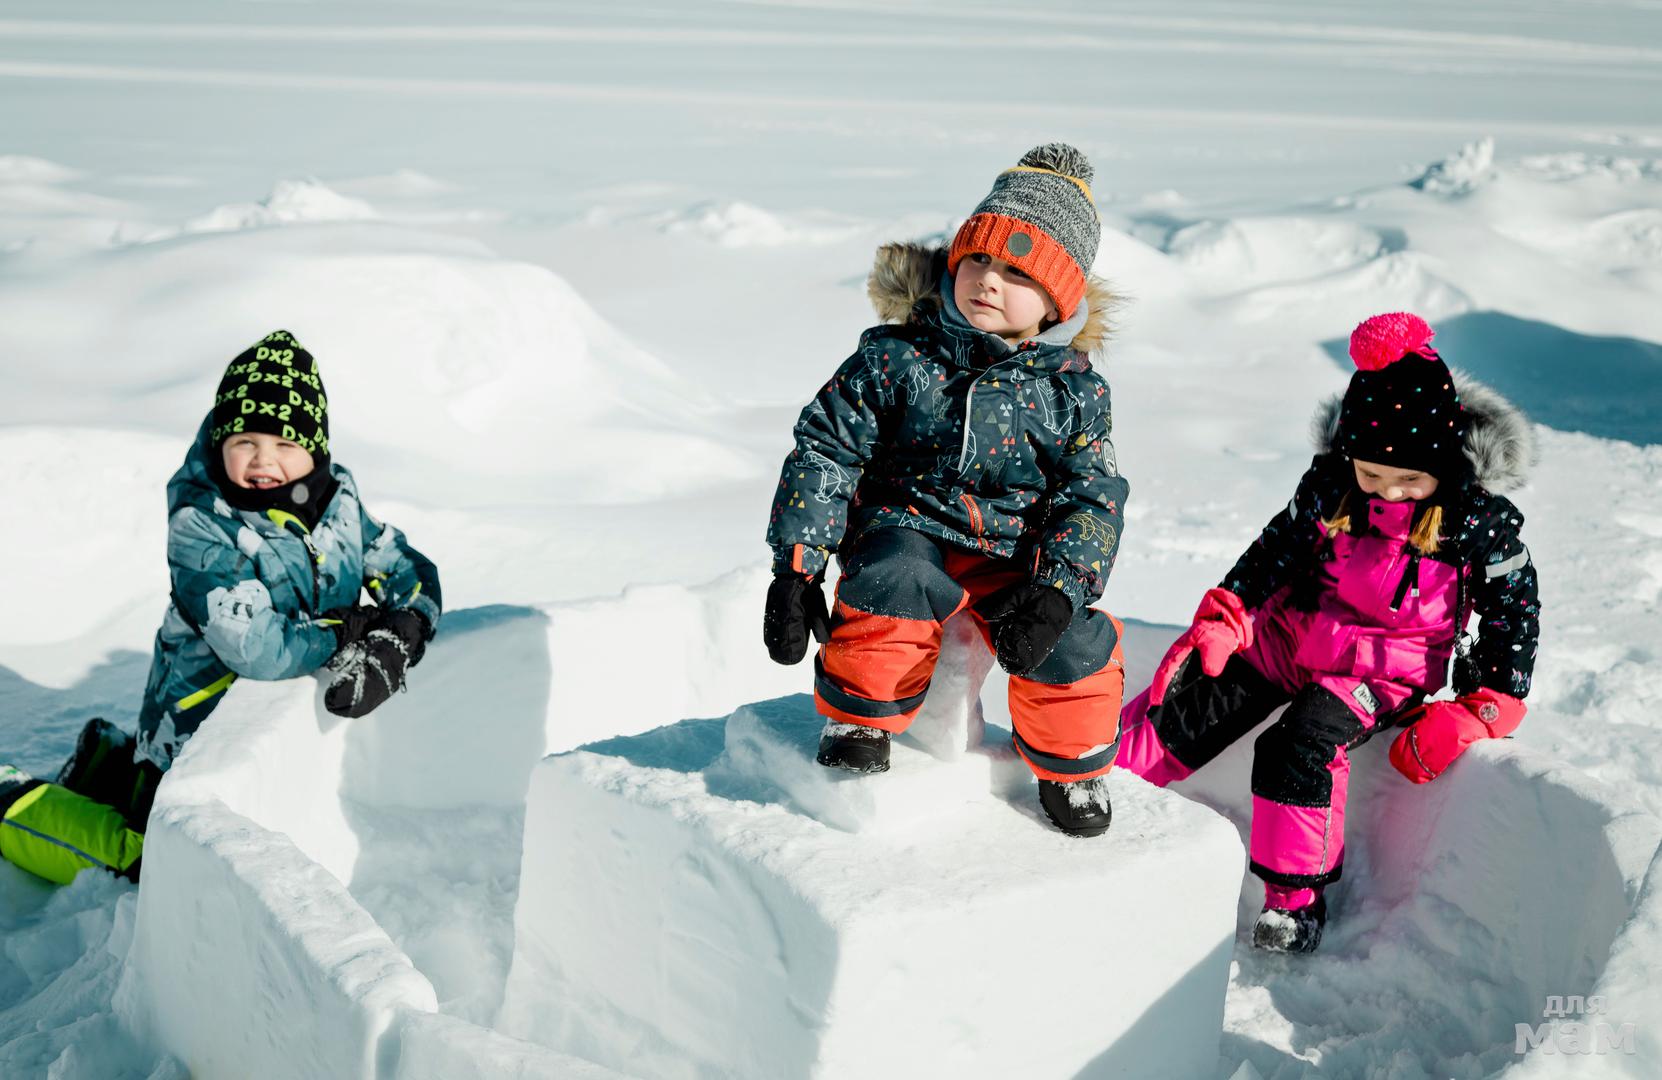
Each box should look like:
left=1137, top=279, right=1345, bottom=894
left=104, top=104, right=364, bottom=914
left=763, top=573, right=832, bottom=665
left=977, top=583, right=1074, bottom=677
left=373, top=607, right=431, bottom=668
left=324, top=627, right=412, bottom=718
left=323, top=604, right=379, bottom=653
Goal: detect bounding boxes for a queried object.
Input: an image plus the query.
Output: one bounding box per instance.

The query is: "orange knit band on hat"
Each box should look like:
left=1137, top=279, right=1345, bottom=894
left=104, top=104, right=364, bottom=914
left=948, top=212, right=1088, bottom=321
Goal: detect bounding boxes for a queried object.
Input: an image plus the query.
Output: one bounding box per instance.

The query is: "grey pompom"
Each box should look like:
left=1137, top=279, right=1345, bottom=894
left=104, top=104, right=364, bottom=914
left=1018, top=143, right=1094, bottom=184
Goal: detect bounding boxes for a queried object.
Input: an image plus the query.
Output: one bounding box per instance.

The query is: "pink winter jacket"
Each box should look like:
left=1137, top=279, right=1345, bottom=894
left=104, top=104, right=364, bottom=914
left=1292, top=497, right=1463, bottom=692
left=1221, top=374, right=1541, bottom=704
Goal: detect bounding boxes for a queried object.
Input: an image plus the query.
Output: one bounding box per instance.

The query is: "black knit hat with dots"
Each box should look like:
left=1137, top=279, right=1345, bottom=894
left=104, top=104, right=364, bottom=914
left=1337, top=312, right=1467, bottom=475
left=209, top=330, right=329, bottom=459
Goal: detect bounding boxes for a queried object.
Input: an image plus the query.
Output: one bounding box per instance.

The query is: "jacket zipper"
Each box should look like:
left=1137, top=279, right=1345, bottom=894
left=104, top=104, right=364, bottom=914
left=956, top=360, right=1020, bottom=471
left=955, top=359, right=1030, bottom=547
left=958, top=492, right=989, bottom=550
left=957, top=372, right=984, bottom=471
left=276, top=517, right=324, bottom=610
left=1390, top=550, right=1421, bottom=612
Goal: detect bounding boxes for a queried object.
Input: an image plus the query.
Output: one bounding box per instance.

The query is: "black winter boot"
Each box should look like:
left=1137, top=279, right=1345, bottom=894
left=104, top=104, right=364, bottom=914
left=815, top=721, right=891, bottom=773
left=1252, top=894, right=1328, bottom=954
left=1037, top=776, right=1112, bottom=837
left=56, top=719, right=137, bottom=809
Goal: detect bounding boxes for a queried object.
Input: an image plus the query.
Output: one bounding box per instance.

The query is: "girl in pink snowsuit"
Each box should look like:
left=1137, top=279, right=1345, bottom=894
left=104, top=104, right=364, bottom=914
left=1115, top=313, right=1541, bottom=953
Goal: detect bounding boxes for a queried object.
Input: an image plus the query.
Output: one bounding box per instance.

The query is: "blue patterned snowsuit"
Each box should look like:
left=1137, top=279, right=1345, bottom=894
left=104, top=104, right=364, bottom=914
left=135, top=417, right=441, bottom=769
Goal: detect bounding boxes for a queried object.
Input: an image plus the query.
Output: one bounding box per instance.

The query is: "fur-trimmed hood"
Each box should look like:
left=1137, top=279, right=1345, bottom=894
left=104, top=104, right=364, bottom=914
left=1311, top=371, right=1537, bottom=492
left=866, top=242, right=1115, bottom=356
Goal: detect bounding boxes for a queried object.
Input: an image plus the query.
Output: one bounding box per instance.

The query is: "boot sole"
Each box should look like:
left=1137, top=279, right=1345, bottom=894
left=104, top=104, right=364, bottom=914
left=1251, top=932, right=1322, bottom=955
left=1038, top=800, right=1111, bottom=837
left=815, top=750, right=891, bottom=774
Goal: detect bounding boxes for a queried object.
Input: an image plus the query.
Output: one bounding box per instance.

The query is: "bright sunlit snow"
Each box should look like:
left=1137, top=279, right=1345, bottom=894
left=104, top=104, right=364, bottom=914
left=3, top=2, right=1661, bottom=1078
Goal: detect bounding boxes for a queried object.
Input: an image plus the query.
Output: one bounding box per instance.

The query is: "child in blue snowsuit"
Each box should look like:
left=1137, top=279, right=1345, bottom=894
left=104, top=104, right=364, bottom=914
left=2, top=331, right=441, bottom=883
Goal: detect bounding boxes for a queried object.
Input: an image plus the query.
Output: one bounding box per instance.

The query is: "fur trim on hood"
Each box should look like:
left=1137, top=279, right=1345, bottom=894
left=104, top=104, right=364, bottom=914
left=1311, top=371, right=1538, bottom=493
left=866, top=242, right=1116, bottom=355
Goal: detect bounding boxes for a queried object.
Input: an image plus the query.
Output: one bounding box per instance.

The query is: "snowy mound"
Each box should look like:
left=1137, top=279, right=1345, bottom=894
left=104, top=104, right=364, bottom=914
left=1411, top=137, right=1498, bottom=197
left=0, top=155, right=85, bottom=185
left=1172, top=722, right=1662, bottom=1076
left=0, top=222, right=753, bottom=505
left=655, top=200, right=866, bottom=247
left=0, top=154, right=136, bottom=249
left=185, top=178, right=381, bottom=233
left=1163, top=217, right=1397, bottom=291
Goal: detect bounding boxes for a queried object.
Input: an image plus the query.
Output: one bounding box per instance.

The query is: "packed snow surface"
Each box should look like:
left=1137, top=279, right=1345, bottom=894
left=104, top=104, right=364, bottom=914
left=4, top=1, right=1662, bottom=1077
left=502, top=694, right=1241, bottom=1079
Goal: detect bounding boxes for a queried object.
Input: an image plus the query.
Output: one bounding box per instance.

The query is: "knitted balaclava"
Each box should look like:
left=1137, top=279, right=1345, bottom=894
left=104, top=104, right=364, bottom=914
left=947, top=143, right=1101, bottom=321
left=1337, top=313, right=1467, bottom=474
left=210, top=330, right=329, bottom=459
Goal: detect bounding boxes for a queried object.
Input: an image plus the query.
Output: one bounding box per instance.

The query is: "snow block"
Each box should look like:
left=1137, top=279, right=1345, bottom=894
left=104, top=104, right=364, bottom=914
left=114, top=591, right=804, bottom=1078
left=392, top=1012, right=632, bottom=1080
left=115, top=800, right=437, bottom=1080
left=712, top=698, right=1030, bottom=834
left=499, top=694, right=1245, bottom=1080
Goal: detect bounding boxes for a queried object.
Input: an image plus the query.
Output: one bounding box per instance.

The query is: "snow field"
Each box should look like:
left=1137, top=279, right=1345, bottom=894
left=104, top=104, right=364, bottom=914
left=0, top=873, right=155, bottom=1078
left=1519, top=841, right=1662, bottom=1076
left=4, top=3, right=1662, bottom=1071
left=0, top=213, right=750, bottom=504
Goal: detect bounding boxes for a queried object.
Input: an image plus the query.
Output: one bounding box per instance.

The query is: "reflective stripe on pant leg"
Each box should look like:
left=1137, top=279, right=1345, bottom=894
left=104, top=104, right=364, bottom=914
left=1248, top=683, right=1369, bottom=887
left=814, top=528, right=967, bottom=733
left=1007, top=614, right=1125, bottom=783
left=1, top=781, right=145, bottom=885
left=814, top=603, right=949, bottom=732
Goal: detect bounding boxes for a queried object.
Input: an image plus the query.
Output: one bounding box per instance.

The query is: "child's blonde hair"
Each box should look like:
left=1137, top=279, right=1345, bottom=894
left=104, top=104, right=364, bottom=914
left=1322, top=492, right=1444, bottom=555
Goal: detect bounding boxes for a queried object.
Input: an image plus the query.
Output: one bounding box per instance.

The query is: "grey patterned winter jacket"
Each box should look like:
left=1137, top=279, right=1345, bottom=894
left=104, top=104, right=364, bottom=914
left=767, top=243, right=1128, bottom=612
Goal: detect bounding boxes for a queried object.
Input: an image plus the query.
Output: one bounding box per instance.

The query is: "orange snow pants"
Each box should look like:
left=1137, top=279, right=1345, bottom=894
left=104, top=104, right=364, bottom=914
left=814, top=528, right=1125, bottom=782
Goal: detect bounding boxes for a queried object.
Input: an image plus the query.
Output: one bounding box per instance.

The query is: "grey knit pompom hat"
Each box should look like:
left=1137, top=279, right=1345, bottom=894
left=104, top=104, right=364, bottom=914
left=947, top=143, right=1100, bottom=319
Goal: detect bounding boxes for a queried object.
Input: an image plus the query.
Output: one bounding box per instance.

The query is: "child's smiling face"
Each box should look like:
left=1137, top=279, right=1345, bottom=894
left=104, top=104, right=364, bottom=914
left=953, top=253, right=1059, bottom=343
left=222, top=432, right=315, bottom=490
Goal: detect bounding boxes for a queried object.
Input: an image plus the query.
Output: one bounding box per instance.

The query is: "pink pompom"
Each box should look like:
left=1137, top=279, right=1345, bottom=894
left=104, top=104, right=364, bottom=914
left=1349, top=312, right=1435, bottom=371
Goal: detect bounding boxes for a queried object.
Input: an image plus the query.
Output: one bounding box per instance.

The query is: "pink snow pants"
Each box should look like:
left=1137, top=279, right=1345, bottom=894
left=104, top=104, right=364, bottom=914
left=1115, top=599, right=1419, bottom=897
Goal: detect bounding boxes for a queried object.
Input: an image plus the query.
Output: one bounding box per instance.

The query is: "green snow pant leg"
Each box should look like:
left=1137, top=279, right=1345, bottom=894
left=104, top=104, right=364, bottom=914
left=0, top=780, right=145, bottom=885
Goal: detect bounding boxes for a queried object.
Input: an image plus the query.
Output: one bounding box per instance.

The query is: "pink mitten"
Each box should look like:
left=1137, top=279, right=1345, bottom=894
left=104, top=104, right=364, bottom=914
left=1148, top=588, right=1254, bottom=705
left=1389, top=689, right=1526, bottom=784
